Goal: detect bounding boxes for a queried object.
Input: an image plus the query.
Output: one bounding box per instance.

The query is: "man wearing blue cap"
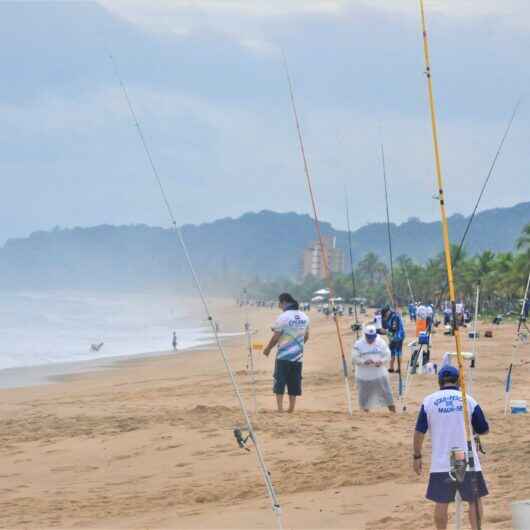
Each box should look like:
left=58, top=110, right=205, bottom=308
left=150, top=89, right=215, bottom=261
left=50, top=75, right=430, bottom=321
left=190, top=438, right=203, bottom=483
left=412, top=365, right=490, bottom=530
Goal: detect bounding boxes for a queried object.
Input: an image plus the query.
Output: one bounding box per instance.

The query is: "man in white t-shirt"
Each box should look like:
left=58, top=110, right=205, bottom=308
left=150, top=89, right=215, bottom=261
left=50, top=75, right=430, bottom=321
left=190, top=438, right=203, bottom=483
left=413, top=365, right=489, bottom=530
left=352, top=324, right=395, bottom=412
left=263, top=293, right=309, bottom=413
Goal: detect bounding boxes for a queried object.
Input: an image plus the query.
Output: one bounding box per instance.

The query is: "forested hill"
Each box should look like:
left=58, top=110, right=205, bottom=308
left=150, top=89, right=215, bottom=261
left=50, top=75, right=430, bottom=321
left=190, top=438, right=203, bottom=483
left=1, top=202, right=529, bottom=289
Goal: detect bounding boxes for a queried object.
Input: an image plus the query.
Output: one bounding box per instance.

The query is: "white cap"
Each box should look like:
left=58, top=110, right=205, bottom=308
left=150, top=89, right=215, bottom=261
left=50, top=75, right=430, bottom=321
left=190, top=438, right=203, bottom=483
left=364, top=324, right=377, bottom=337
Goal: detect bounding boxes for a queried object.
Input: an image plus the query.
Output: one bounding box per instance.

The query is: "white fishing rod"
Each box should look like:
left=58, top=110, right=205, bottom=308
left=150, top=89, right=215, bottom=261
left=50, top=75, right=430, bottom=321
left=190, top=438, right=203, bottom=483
left=469, top=284, right=480, bottom=395
left=108, top=51, right=284, bottom=529
left=504, top=269, right=530, bottom=415
left=243, top=289, right=258, bottom=414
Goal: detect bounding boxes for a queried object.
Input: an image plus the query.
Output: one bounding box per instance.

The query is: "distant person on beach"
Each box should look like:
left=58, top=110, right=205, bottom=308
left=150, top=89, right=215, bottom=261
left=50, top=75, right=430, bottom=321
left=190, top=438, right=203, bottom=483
left=172, top=332, right=178, bottom=351
left=263, top=293, right=309, bottom=413
left=352, top=324, right=395, bottom=413
left=408, top=302, right=417, bottom=322
left=413, top=365, right=489, bottom=530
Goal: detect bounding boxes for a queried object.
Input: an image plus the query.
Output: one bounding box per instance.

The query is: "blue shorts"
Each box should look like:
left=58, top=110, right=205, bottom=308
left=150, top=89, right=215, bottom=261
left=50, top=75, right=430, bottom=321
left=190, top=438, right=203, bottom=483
left=273, top=359, right=302, bottom=396
left=390, top=341, right=403, bottom=358
left=427, top=472, right=488, bottom=503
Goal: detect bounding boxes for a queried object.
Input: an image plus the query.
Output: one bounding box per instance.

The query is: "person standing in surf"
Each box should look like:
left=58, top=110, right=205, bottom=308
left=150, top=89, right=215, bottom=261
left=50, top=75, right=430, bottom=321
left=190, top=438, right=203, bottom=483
left=263, top=293, right=310, bottom=413
left=172, top=331, right=178, bottom=352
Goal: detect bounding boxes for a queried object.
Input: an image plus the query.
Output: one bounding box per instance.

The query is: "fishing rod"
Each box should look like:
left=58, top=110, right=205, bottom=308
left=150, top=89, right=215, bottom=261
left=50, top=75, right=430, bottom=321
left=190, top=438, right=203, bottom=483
left=504, top=269, right=530, bottom=415
left=379, top=141, right=404, bottom=401
left=455, top=97, right=523, bottom=264
left=469, top=284, right=480, bottom=395
left=380, top=143, right=396, bottom=307
left=344, top=188, right=361, bottom=339
left=108, top=51, right=284, bottom=529
left=282, top=50, right=354, bottom=416
left=435, top=97, right=523, bottom=305
left=418, top=2, right=482, bottom=529
left=242, top=288, right=258, bottom=415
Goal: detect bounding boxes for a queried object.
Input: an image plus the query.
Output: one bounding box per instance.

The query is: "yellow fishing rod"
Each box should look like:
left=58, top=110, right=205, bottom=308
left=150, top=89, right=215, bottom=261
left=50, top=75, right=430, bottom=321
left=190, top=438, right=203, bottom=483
left=282, top=50, right=354, bottom=416
left=418, top=1, right=482, bottom=528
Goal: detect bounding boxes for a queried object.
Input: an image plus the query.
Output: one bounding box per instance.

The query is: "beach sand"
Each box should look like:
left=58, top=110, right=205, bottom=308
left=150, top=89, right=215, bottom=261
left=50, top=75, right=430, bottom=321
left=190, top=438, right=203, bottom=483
left=1, top=300, right=529, bottom=529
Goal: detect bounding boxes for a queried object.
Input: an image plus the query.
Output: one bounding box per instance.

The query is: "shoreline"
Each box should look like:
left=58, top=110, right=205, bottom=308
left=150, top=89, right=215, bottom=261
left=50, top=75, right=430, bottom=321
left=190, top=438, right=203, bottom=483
left=0, top=331, right=245, bottom=390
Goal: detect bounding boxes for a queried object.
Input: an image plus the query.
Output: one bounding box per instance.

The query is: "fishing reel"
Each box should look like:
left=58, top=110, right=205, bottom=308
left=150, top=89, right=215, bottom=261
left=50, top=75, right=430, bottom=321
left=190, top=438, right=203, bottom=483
left=448, top=448, right=467, bottom=484
left=474, top=434, right=486, bottom=455
left=233, top=428, right=251, bottom=452
left=351, top=322, right=362, bottom=333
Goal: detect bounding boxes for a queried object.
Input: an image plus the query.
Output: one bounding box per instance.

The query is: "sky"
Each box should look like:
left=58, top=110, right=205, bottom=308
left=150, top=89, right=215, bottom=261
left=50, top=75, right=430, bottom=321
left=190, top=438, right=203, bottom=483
left=0, top=0, right=529, bottom=244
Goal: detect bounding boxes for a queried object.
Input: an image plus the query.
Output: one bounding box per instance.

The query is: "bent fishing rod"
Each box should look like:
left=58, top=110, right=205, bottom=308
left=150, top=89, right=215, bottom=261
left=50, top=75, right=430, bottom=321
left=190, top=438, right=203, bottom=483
left=282, top=50, right=354, bottom=416
left=418, top=2, right=482, bottom=529
left=108, top=51, right=284, bottom=530
left=344, top=188, right=361, bottom=339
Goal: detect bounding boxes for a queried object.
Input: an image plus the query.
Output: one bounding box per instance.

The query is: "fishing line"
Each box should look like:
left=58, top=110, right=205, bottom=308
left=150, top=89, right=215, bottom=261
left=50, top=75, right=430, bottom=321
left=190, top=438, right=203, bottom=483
left=380, top=142, right=395, bottom=307
left=107, top=50, right=284, bottom=530
left=281, top=49, right=354, bottom=416
left=344, top=187, right=361, bottom=339
left=418, top=2, right=482, bottom=528
left=454, top=97, right=523, bottom=263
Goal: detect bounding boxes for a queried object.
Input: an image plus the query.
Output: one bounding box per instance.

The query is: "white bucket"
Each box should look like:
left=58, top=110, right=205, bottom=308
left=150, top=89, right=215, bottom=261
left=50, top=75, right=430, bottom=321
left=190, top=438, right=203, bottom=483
left=512, top=500, right=530, bottom=529
left=511, top=400, right=528, bottom=414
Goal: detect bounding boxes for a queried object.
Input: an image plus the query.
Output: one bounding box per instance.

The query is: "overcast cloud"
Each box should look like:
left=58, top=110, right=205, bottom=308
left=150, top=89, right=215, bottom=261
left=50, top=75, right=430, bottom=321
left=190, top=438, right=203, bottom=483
left=0, top=1, right=529, bottom=244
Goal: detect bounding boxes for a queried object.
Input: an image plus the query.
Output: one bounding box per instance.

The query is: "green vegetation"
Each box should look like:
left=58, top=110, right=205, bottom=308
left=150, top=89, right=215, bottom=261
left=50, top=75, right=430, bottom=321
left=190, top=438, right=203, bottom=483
left=247, top=224, right=530, bottom=315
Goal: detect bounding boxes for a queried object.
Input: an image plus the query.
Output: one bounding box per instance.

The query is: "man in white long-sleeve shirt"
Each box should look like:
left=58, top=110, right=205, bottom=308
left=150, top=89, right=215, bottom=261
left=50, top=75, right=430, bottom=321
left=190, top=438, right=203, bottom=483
left=352, top=324, right=396, bottom=412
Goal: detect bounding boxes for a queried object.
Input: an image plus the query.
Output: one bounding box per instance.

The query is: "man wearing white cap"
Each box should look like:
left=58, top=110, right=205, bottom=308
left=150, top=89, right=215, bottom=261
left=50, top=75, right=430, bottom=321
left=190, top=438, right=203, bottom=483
left=352, top=324, right=396, bottom=412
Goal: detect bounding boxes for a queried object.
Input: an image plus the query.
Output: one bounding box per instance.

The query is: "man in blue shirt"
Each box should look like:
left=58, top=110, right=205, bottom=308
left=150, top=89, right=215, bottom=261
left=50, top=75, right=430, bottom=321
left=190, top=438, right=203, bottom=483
left=413, top=365, right=489, bottom=530
left=380, top=305, right=405, bottom=374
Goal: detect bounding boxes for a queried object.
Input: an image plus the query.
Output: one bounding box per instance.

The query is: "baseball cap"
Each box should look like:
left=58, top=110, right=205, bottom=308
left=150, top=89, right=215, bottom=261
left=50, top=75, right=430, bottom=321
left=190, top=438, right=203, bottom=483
left=364, top=324, right=377, bottom=337
left=438, top=365, right=459, bottom=384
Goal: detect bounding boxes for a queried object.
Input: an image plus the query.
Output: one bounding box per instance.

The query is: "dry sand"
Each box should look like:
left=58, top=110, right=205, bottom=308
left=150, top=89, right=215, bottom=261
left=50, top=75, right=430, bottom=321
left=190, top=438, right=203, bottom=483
left=0, top=300, right=529, bottom=529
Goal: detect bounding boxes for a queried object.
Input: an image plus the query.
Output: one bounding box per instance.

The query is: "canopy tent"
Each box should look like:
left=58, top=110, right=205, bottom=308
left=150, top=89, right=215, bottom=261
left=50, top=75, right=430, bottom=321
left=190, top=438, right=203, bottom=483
left=313, top=288, right=330, bottom=296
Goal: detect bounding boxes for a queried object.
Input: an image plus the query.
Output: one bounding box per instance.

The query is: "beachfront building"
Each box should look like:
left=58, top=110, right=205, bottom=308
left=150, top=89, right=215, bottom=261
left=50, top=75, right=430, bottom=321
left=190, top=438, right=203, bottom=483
left=302, top=236, right=345, bottom=279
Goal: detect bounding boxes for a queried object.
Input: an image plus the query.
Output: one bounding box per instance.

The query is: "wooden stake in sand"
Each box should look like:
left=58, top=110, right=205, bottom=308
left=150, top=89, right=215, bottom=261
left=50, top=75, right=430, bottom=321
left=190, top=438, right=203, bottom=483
left=282, top=50, right=354, bottom=416
left=417, top=2, right=482, bottom=528
left=108, top=51, right=284, bottom=530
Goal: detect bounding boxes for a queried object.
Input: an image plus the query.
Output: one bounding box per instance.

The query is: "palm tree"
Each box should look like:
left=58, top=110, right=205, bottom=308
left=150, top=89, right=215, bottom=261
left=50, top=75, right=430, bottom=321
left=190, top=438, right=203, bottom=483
left=516, top=223, right=530, bottom=252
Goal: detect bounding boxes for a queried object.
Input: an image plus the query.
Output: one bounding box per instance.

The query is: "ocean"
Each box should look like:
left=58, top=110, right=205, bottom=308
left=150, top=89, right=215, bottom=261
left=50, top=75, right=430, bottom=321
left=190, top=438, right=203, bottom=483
left=0, top=290, right=214, bottom=377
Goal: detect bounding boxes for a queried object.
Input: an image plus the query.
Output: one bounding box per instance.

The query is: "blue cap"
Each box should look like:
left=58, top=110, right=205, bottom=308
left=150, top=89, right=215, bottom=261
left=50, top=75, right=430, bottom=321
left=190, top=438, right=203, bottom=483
left=438, top=365, right=459, bottom=384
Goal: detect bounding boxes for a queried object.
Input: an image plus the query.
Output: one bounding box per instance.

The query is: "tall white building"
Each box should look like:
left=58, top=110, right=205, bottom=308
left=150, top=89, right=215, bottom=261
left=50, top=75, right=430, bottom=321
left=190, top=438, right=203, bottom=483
left=302, top=236, right=345, bottom=278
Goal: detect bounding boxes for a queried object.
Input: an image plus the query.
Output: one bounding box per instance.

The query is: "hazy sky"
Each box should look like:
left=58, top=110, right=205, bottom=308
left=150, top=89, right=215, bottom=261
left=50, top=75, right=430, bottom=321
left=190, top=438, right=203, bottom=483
left=1, top=0, right=529, bottom=244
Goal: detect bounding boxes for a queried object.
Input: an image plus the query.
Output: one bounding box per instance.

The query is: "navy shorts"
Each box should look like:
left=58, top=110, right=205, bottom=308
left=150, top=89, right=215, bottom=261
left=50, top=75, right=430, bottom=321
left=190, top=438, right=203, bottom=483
left=426, top=472, right=489, bottom=503
left=390, top=341, right=403, bottom=358
left=273, top=360, right=302, bottom=396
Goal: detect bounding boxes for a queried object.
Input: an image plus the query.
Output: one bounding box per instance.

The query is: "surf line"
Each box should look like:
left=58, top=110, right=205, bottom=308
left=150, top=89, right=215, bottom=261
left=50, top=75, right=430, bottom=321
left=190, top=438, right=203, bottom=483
left=281, top=50, right=354, bottom=416
left=107, top=51, right=284, bottom=530
left=417, top=2, right=483, bottom=529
